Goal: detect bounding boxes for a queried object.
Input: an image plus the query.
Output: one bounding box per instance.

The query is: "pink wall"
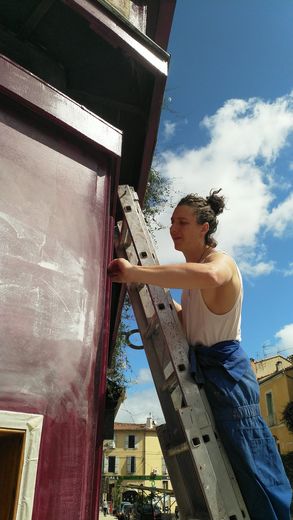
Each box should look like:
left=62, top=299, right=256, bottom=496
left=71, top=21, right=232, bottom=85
left=0, top=77, right=119, bottom=518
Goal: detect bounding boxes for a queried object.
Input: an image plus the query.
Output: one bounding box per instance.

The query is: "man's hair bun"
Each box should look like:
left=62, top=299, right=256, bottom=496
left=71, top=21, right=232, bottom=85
left=206, top=189, right=225, bottom=216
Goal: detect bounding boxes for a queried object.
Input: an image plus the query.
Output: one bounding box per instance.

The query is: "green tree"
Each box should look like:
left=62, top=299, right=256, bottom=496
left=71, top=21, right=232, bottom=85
left=142, top=167, right=172, bottom=236
left=282, top=401, right=293, bottom=433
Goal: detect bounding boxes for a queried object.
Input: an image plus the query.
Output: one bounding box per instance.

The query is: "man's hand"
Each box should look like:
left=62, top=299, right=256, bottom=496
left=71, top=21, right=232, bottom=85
left=107, top=258, right=134, bottom=283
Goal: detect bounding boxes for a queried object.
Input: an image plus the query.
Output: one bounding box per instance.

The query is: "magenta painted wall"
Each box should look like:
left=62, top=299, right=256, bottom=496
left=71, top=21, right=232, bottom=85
left=0, top=87, right=119, bottom=518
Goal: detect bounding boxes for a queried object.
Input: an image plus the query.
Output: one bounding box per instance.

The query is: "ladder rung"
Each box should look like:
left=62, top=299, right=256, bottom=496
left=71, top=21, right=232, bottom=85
left=161, top=372, right=178, bottom=392
left=115, top=222, right=132, bottom=249
left=166, top=442, right=189, bottom=457
left=144, top=316, right=159, bottom=339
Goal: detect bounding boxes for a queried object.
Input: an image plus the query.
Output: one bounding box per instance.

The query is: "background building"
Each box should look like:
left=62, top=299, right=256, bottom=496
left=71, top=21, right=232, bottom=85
left=251, top=355, right=292, bottom=380
left=259, top=365, right=293, bottom=454
left=103, top=417, right=174, bottom=511
left=251, top=355, right=293, bottom=454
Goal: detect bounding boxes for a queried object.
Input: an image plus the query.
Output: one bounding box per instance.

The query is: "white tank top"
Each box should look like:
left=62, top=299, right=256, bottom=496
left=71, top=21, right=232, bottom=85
left=181, top=258, right=243, bottom=347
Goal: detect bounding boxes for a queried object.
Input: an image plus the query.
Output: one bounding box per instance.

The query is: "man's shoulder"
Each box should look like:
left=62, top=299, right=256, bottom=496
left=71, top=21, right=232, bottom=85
left=206, top=249, right=232, bottom=262
left=206, top=250, right=241, bottom=281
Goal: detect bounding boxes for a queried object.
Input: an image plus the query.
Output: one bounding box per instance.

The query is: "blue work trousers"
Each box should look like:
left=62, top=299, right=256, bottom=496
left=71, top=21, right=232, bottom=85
left=190, top=341, right=292, bottom=520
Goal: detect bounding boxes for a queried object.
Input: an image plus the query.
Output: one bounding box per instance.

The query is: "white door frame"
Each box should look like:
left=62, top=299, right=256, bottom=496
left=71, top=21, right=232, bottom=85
left=0, top=410, right=43, bottom=520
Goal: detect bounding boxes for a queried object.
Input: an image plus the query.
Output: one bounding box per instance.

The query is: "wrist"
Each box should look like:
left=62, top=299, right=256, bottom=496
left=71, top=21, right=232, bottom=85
left=129, top=264, right=142, bottom=283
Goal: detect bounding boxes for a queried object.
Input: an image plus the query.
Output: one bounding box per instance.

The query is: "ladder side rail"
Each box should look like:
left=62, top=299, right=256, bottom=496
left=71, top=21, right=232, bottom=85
left=157, top=424, right=210, bottom=520
left=125, top=281, right=211, bottom=446
left=118, top=185, right=159, bottom=265
left=115, top=231, right=178, bottom=388
left=115, top=222, right=188, bottom=389
left=115, top=237, right=187, bottom=426
left=126, top=286, right=187, bottom=430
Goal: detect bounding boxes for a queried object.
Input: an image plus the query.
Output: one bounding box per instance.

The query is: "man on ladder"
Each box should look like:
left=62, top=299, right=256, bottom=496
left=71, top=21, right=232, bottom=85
left=108, top=185, right=291, bottom=520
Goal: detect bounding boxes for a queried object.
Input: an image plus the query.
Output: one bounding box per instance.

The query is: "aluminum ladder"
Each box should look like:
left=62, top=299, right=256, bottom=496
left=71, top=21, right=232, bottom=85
left=115, top=184, right=250, bottom=520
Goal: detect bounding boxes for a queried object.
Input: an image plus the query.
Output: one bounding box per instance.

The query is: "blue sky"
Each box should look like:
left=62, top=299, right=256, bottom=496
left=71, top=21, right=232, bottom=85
left=116, top=1, right=293, bottom=424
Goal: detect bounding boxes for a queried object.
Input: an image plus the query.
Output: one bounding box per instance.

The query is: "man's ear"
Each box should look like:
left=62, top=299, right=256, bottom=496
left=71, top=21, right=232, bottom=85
left=201, top=222, right=209, bottom=237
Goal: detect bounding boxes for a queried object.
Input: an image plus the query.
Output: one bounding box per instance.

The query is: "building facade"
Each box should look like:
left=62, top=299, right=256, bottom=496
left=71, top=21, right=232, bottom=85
left=251, top=355, right=292, bottom=380
left=103, top=418, right=174, bottom=511
left=251, top=355, right=293, bottom=454
left=259, top=366, right=293, bottom=454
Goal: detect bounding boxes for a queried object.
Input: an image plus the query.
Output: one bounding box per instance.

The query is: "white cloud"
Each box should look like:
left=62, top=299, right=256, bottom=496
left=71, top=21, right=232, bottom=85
left=163, top=120, right=176, bottom=140
left=115, top=386, right=164, bottom=424
left=136, top=367, right=153, bottom=384
left=238, top=260, right=275, bottom=277
left=154, top=93, right=293, bottom=274
left=284, top=262, right=293, bottom=276
left=202, top=96, right=293, bottom=163
left=265, top=193, right=293, bottom=236
left=275, top=323, right=293, bottom=353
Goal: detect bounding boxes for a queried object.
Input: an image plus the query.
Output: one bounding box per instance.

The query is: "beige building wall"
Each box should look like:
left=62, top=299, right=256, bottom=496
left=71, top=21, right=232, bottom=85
left=251, top=355, right=292, bottom=380
left=144, top=430, right=163, bottom=476
left=259, top=368, right=293, bottom=454
left=104, top=424, right=145, bottom=478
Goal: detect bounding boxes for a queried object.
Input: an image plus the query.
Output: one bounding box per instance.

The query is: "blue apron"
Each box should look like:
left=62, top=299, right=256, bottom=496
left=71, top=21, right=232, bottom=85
left=189, top=340, right=292, bottom=520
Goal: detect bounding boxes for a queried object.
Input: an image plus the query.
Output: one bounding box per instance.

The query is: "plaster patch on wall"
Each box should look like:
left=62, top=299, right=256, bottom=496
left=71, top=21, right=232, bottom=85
left=0, top=124, right=105, bottom=419
left=37, top=260, right=60, bottom=272
left=0, top=207, right=99, bottom=416
left=0, top=210, right=86, bottom=280
left=0, top=208, right=91, bottom=344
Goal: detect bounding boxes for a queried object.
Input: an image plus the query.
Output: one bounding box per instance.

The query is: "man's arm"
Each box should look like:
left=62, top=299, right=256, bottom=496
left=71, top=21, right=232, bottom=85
left=108, top=254, right=233, bottom=290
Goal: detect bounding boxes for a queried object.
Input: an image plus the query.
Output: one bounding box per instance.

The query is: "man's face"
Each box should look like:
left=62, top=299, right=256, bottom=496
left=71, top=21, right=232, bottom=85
left=170, top=205, right=206, bottom=254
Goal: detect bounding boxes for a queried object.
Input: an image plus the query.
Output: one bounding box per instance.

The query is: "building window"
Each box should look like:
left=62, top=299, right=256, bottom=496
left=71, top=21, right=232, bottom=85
left=127, top=456, right=136, bottom=473
left=129, top=435, right=135, bottom=448
left=108, top=456, right=116, bottom=472
left=104, top=456, right=119, bottom=473
left=125, top=434, right=137, bottom=449
left=266, top=392, right=276, bottom=426
left=162, top=457, right=168, bottom=476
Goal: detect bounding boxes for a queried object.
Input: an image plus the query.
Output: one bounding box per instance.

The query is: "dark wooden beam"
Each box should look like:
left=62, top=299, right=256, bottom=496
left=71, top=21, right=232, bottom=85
left=137, top=72, right=166, bottom=203
left=19, top=0, right=56, bottom=39
left=0, top=54, right=122, bottom=158
left=63, top=0, right=169, bottom=75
